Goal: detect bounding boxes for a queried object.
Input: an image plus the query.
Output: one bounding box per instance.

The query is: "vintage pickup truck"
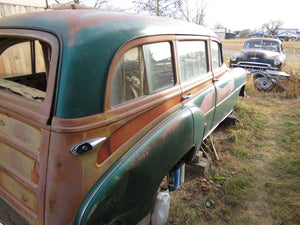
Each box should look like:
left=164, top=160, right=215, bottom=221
left=0, top=10, right=246, bottom=225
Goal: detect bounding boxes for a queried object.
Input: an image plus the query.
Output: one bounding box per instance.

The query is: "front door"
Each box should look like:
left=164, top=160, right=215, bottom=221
left=177, top=39, right=216, bottom=140
left=210, top=40, right=236, bottom=129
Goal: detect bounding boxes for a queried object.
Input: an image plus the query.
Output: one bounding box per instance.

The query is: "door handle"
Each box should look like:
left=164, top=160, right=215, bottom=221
left=182, top=93, right=192, bottom=100
left=213, top=78, right=219, bottom=82
left=70, top=137, right=106, bottom=156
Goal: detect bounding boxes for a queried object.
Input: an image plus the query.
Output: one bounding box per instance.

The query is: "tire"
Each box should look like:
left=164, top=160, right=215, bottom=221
left=253, top=76, right=274, bottom=91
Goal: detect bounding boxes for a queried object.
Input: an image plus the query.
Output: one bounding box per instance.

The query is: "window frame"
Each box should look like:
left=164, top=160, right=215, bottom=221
left=142, top=42, right=175, bottom=95
left=210, top=40, right=224, bottom=71
left=105, top=35, right=182, bottom=123
left=106, top=36, right=179, bottom=107
left=174, top=36, right=213, bottom=93
left=177, top=39, right=209, bottom=83
left=110, top=41, right=175, bottom=107
left=0, top=29, right=59, bottom=124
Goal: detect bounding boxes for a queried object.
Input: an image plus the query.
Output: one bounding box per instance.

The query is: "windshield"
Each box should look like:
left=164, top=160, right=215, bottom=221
left=243, top=40, right=281, bottom=53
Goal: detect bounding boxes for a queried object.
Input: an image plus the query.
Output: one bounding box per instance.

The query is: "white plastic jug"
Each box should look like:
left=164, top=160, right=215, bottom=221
left=151, top=189, right=170, bottom=225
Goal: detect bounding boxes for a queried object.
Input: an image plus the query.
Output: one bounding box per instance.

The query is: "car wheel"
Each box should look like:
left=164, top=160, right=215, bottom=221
left=253, top=75, right=274, bottom=91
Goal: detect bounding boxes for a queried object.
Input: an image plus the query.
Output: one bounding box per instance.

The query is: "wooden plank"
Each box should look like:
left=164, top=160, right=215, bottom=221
left=0, top=3, right=45, bottom=17
left=0, top=0, right=46, bottom=8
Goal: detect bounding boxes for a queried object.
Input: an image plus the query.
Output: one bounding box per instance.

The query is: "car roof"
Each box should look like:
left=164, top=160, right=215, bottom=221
left=245, top=38, right=282, bottom=43
left=0, top=10, right=217, bottom=44
left=0, top=10, right=218, bottom=118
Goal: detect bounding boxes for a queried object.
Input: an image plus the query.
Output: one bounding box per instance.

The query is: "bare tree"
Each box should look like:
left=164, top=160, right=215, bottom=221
left=179, top=0, right=207, bottom=25
left=94, top=0, right=108, bottom=8
left=214, top=22, right=225, bottom=29
left=262, top=19, right=284, bottom=36
left=133, top=0, right=182, bottom=18
left=133, top=0, right=208, bottom=25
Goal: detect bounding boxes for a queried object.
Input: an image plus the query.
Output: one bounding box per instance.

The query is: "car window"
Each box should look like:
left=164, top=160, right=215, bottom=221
left=0, top=38, right=51, bottom=102
left=143, top=42, right=174, bottom=93
left=211, top=41, right=223, bottom=70
left=178, top=41, right=208, bottom=82
left=110, top=42, right=174, bottom=106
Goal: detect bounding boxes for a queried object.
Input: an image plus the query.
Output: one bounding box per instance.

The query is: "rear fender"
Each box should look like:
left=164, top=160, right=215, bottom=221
left=74, top=107, right=194, bottom=225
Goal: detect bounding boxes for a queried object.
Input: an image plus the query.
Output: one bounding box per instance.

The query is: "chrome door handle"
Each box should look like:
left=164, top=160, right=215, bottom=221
left=213, top=78, right=219, bottom=82
left=70, top=137, right=106, bottom=156
left=182, top=94, right=192, bottom=100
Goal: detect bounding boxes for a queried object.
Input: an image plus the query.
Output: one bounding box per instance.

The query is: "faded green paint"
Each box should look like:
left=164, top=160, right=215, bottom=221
left=184, top=86, right=215, bottom=138
left=75, top=107, right=194, bottom=224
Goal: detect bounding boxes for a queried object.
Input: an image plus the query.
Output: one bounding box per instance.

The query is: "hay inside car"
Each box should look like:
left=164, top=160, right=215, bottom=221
left=0, top=10, right=246, bottom=225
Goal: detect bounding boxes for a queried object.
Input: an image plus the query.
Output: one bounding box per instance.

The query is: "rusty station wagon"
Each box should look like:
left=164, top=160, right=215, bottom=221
left=0, top=10, right=246, bottom=225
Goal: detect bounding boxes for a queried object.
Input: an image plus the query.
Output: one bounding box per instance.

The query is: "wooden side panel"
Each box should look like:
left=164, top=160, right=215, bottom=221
left=0, top=111, right=49, bottom=225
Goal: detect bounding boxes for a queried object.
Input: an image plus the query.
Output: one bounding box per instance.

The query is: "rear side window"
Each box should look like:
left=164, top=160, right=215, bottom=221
left=211, top=41, right=223, bottom=70
left=143, top=42, right=174, bottom=93
left=0, top=38, right=51, bottom=102
left=110, top=42, right=174, bottom=106
left=178, top=41, right=208, bottom=82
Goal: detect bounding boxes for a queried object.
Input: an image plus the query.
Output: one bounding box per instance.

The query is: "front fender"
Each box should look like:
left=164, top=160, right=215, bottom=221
left=74, top=107, right=194, bottom=225
left=186, top=106, right=206, bottom=147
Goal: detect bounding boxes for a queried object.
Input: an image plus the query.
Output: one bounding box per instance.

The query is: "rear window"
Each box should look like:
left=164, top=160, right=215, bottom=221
left=0, top=37, right=51, bottom=102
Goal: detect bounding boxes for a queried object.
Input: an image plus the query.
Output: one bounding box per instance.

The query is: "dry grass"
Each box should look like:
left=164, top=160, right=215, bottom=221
left=167, top=41, right=300, bottom=224
left=222, top=39, right=245, bottom=53
left=167, top=80, right=300, bottom=224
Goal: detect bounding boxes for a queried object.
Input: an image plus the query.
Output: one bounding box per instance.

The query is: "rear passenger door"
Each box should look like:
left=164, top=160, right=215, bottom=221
left=177, top=39, right=216, bottom=139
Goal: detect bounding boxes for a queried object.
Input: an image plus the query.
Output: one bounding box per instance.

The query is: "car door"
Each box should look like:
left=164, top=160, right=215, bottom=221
left=177, top=39, right=216, bottom=140
left=210, top=40, right=236, bottom=129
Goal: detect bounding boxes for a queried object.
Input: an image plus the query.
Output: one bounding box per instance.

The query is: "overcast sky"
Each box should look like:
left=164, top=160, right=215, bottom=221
left=48, top=0, right=300, bottom=31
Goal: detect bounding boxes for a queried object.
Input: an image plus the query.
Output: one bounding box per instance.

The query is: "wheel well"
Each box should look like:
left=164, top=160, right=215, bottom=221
left=239, top=85, right=246, bottom=97
left=181, top=145, right=197, bottom=163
